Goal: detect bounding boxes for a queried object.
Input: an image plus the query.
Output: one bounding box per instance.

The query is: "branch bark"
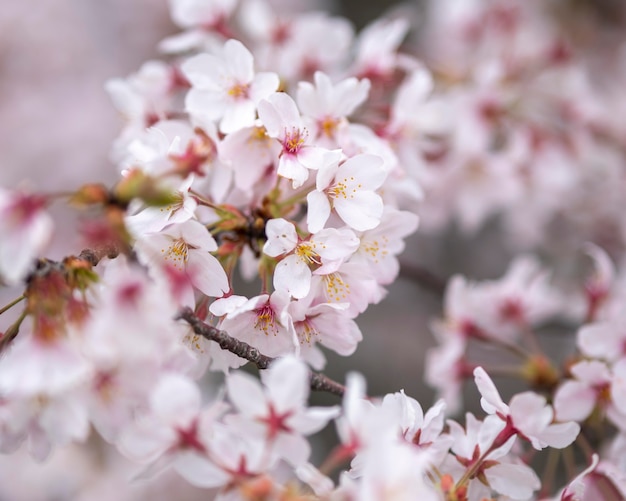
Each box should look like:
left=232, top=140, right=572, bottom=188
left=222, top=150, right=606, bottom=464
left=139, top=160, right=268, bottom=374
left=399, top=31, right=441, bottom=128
left=177, top=307, right=347, bottom=397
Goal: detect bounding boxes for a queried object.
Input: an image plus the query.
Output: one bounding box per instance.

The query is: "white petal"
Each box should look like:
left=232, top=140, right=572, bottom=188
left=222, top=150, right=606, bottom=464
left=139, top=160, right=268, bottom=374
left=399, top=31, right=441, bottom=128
left=263, top=356, right=309, bottom=411
left=187, top=250, right=229, bottom=297
left=273, top=256, right=312, bottom=299
left=150, top=374, right=201, bottom=423
left=306, top=191, right=331, bottom=234
left=226, top=372, right=267, bottom=416
left=334, top=191, right=383, bottom=231
left=473, top=367, right=508, bottom=415
left=263, top=218, right=298, bottom=257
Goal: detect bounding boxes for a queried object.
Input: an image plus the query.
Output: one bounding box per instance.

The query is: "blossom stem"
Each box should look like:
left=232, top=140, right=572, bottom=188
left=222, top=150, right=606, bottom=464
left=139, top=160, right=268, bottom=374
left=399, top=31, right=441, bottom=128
left=575, top=431, right=595, bottom=463
left=177, top=307, right=346, bottom=397
left=0, top=309, right=27, bottom=354
left=0, top=295, right=25, bottom=316
left=539, top=448, right=560, bottom=498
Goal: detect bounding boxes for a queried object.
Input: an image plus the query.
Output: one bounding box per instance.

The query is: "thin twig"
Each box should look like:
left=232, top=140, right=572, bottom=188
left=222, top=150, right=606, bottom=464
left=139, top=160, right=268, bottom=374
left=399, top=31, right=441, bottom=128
left=177, top=307, right=347, bottom=397
left=398, top=261, right=447, bottom=297
left=0, top=295, right=25, bottom=316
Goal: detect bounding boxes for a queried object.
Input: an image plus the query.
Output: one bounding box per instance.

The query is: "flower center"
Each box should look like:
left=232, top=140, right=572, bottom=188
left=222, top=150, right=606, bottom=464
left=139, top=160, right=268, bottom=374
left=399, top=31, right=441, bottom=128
left=362, top=236, right=389, bottom=263
left=320, top=116, right=340, bottom=137
left=162, top=238, right=190, bottom=270
left=283, top=128, right=307, bottom=154
left=294, top=242, right=322, bottom=266
left=227, top=82, right=250, bottom=99
left=329, top=177, right=361, bottom=201
left=296, top=319, right=319, bottom=344
left=254, top=304, right=277, bottom=336
left=323, top=273, right=350, bottom=302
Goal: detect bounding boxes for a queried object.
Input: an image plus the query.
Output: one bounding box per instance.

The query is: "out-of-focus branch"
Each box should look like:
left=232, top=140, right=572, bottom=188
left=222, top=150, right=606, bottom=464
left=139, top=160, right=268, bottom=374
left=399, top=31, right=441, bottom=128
left=399, top=260, right=447, bottom=297
left=177, top=307, right=347, bottom=397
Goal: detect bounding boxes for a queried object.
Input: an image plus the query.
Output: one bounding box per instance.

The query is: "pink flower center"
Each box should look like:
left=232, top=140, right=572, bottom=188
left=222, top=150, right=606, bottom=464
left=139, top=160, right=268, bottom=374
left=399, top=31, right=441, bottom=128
left=254, top=304, right=277, bottom=336
left=282, top=128, right=307, bottom=154
left=228, top=82, right=250, bottom=100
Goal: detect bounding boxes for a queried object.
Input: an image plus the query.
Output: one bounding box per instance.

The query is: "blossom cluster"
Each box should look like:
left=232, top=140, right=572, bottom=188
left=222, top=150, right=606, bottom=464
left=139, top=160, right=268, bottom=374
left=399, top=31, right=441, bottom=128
left=0, top=0, right=626, bottom=499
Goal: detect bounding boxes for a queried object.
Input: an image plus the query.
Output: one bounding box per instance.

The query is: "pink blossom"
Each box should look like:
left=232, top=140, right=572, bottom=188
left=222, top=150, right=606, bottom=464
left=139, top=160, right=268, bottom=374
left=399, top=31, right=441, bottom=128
left=183, top=39, right=279, bottom=134
left=263, top=218, right=359, bottom=299
left=257, top=92, right=329, bottom=188
left=135, top=219, right=229, bottom=304
left=306, top=153, right=387, bottom=233
left=474, top=367, right=580, bottom=450
left=226, top=356, right=338, bottom=466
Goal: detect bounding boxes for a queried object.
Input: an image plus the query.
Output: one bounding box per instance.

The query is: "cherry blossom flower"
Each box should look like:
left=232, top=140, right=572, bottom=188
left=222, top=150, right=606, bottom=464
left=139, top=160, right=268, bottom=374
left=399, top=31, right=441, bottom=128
left=0, top=189, right=53, bottom=285
left=350, top=207, right=419, bottom=285
left=553, top=360, right=613, bottom=423
left=226, top=356, right=338, bottom=466
left=444, top=412, right=541, bottom=500
left=263, top=217, right=359, bottom=299
left=182, top=39, right=280, bottom=134
left=209, top=292, right=296, bottom=369
left=306, top=153, right=388, bottom=233
left=218, top=123, right=280, bottom=195
left=134, top=219, right=229, bottom=305
left=125, top=176, right=198, bottom=237
left=474, top=366, right=580, bottom=450
left=257, top=92, right=329, bottom=188
left=296, top=71, right=370, bottom=148
left=287, top=290, right=363, bottom=365
left=352, top=18, right=410, bottom=79
left=117, top=372, right=226, bottom=487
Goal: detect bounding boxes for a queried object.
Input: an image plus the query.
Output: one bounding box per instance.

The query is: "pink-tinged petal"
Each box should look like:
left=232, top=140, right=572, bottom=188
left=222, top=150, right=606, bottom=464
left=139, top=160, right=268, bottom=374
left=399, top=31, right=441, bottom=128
left=249, top=72, right=280, bottom=103
left=577, top=322, right=622, bottom=362
left=258, top=93, right=302, bottom=137
left=611, top=359, right=626, bottom=415
left=306, top=191, right=331, bottom=234
left=274, top=432, right=311, bottom=466
left=571, top=360, right=611, bottom=384
left=473, top=367, right=508, bottom=416
left=220, top=100, right=256, bottom=134
left=174, top=452, right=230, bottom=488
left=315, top=151, right=342, bottom=190
left=185, top=89, right=227, bottom=121
left=179, top=219, right=218, bottom=251
left=553, top=381, right=596, bottom=422
left=298, top=145, right=329, bottom=171
left=538, top=421, right=580, bottom=449
left=297, top=81, right=322, bottom=118
left=118, top=420, right=177, bottom=462
left=274, top=256, right=312, bottom=299
left=181, top=53, right=224, bottom=88
left=314, top=228, right=360, bottom=262
left=478, top=414, right=508, bottom=452
left=150, top=374, right=201, bottom=424
left=187, top=251, right=229, bottom=297
left=290, top=406, right=341, bottom=435
left=338, top=154, right=387, bottom=189
left=264, top=218, right=298, bottom=257
left=334, top=191, right=383, bottom=231
left=226, top=372, right=267, bottom=416
left=263, top=356, right=309, bottom=411
left=486, top=462, right=540, bottom=500
left=277, top=154, right=309, bottom=189
left=223, top=39, right=254, bottom=83
left=309, top=308, right=362, bottom=355
left=209, top=295, right=249, bottom=316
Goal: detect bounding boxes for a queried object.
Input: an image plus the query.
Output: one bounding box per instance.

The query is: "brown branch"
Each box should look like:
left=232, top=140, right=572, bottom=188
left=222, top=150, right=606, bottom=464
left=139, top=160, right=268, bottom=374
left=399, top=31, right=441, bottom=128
left=399, top=260, right=447, bottom=297
left=177, top=307, right=346, bottom=397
